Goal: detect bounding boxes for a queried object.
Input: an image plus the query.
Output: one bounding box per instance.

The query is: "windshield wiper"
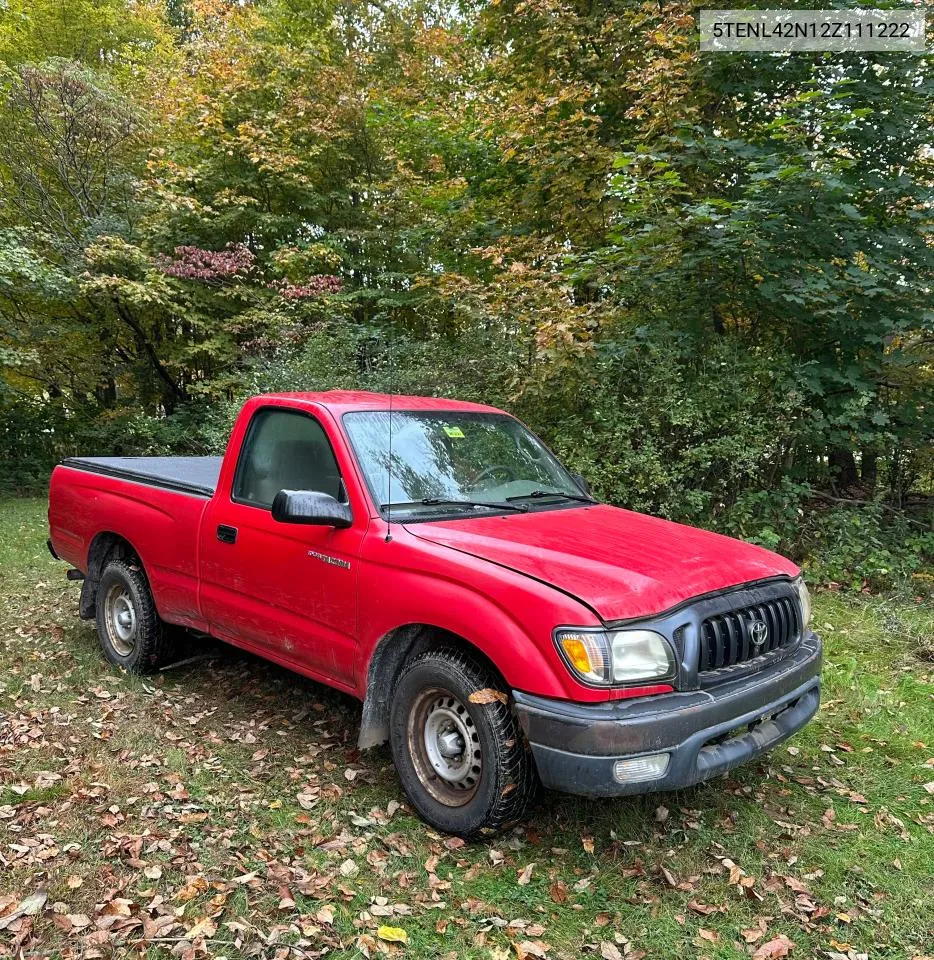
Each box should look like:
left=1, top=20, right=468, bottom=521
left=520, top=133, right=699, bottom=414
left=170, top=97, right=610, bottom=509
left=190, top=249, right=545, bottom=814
left=387, top=497, right=529, bottom=514
left=505, top=489, right=598, bottom=505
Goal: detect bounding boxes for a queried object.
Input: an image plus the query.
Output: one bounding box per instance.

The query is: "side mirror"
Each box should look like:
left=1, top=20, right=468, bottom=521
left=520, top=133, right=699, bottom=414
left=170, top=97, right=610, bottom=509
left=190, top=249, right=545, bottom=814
left=571, top=472, right=592, bottom=497
left=272, top=489, right=353, bottom=528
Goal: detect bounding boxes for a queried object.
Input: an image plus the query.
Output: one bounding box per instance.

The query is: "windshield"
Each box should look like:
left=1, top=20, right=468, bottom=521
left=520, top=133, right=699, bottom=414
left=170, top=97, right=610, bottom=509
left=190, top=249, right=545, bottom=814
left=343, top=411, right=586, bottom=519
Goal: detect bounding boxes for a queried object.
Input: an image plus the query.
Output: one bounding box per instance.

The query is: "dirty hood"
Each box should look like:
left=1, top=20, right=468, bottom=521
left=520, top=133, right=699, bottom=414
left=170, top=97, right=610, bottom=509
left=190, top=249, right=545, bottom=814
left=407, top=504, right=799, bottom=622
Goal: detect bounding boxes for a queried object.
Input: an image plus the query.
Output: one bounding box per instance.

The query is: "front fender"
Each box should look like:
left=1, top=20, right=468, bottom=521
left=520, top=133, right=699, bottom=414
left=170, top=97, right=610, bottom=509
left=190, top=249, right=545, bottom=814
left=356, top=528, right=604, bottom=702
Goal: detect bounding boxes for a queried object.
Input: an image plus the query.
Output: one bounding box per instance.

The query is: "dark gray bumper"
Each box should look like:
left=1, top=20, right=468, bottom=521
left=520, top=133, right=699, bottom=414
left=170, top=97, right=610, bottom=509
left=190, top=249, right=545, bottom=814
left=514, top=634, right=822, bottom=797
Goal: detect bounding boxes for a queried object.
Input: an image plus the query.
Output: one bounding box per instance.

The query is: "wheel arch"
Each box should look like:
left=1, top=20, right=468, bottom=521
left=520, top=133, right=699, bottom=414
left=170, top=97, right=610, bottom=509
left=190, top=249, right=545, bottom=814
left=79, top=531, right=145, bottom=619
left=358, top=623, right=508, bottom=749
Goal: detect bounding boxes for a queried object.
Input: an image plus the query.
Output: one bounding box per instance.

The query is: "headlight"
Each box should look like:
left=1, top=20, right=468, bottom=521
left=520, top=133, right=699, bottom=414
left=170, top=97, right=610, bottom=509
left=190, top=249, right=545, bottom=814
left=556, top=628, right=675, bottom=686
left=794, top=575, right=812, bottom=628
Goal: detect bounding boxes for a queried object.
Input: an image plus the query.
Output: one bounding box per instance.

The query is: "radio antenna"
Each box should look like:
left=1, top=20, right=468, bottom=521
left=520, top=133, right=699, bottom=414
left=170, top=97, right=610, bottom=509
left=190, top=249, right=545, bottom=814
left=384, top=324, right=394, bottom=543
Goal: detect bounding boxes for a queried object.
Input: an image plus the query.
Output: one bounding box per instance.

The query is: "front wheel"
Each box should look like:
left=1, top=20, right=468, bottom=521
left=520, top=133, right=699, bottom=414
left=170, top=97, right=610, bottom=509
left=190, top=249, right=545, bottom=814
left=389, top=648, right=537, bottom=837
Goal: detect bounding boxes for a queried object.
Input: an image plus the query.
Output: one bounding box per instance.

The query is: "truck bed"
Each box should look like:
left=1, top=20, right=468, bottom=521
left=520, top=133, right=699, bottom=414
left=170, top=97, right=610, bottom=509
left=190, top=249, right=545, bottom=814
left=62, top=456, right=223, bottom=498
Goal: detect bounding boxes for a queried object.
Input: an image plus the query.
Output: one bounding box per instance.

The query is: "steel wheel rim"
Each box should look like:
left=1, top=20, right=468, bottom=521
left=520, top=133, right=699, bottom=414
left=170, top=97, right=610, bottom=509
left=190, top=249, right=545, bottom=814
left=408, top=688, right=482, bottom=806
left=104, top=584, right=138, bottom=657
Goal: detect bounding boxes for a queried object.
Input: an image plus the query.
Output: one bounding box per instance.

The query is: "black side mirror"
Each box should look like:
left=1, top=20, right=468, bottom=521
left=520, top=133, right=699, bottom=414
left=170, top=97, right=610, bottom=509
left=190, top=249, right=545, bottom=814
left=571, top=472, right=592, bottom=497
left=272, top=490, right=353, bottom=528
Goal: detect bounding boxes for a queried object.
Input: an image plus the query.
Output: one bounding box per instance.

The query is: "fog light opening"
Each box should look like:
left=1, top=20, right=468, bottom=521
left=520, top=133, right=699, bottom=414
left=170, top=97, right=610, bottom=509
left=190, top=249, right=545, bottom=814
left=613, top=753, right=670, bottom=784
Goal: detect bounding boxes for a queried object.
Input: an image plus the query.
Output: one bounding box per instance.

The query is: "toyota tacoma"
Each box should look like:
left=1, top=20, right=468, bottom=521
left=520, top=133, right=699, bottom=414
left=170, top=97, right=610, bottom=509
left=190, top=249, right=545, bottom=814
left=47, top=392, right=821, bottom=836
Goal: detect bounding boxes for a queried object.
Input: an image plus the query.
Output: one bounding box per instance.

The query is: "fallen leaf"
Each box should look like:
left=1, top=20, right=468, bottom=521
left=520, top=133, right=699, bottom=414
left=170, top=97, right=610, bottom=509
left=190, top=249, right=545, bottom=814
left=188, top=916, right=217, bottom=939
left=784, top=876, right=810, bottom=894
left=176, top=876, right=208, bottom=902
left=377, top=925, right=408, bottom=944
left=0, top=891, right=47, bottom=930
left=468, top=688, right=508, bottom=705
left=600, top=942, right=624, bottom=960
left=753, top=934, right=795, bottom=960
left=698, top=929, right=719, bottom=944
left=517, top=863, right=535, bottom=885
left=100, top=898, right=132, bottom=917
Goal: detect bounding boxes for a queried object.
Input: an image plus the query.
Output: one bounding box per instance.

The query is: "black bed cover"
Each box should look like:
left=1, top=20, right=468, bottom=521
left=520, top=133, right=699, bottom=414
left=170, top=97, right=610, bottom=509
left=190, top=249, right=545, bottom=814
left=62, top=456, right=223, bottom=497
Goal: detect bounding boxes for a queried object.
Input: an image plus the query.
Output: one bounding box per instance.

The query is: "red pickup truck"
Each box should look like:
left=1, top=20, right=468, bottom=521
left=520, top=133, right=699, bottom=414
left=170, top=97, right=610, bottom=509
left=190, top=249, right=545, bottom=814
left=48, top=392, right=821, bottom=836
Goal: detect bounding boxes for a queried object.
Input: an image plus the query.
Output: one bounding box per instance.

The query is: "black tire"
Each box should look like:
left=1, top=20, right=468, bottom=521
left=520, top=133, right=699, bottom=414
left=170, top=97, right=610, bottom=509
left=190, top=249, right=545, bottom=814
left=389, top=648, right=537, bottom=837
left=94, top=559, right=174, bottom=674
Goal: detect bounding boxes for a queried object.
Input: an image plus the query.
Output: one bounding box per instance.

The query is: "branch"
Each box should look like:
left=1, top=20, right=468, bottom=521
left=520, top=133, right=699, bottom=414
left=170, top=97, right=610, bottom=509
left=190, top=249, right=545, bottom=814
left=808, top=490, right=932, bottom=529
left=110, top=298, right=185, bottom=401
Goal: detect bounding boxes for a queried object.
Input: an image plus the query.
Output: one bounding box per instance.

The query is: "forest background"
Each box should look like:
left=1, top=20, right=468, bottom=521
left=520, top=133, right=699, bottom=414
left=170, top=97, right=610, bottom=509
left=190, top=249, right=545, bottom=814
left=0, top=0, right=931, bottom=592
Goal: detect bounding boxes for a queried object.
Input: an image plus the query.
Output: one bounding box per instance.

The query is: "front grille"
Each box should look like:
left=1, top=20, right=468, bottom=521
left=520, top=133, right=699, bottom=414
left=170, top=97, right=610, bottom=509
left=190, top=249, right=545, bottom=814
left=699, top=596, right=800, bottom=673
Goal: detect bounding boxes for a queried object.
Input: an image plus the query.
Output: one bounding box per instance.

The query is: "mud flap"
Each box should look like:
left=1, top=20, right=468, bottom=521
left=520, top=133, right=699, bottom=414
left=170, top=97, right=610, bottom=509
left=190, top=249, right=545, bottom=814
left=79, top=577, right=97, bottom=620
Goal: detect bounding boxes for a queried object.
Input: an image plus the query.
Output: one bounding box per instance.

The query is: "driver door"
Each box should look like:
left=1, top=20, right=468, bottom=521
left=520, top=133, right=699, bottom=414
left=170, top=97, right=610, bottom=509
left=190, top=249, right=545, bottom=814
left=199, top=407, right=364, bottom=687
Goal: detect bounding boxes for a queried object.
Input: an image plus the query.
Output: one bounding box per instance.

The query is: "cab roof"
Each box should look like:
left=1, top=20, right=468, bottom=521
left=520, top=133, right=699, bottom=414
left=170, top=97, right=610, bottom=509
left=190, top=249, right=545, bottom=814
left=257, top=391, right=508, bottom=416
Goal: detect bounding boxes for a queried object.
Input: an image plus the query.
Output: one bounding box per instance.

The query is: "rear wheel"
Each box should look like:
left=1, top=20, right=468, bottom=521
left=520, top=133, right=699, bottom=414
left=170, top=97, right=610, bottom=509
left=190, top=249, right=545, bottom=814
left=95, top=559, right=174, bottom=673
left=389, top=648, right=537, bottom=837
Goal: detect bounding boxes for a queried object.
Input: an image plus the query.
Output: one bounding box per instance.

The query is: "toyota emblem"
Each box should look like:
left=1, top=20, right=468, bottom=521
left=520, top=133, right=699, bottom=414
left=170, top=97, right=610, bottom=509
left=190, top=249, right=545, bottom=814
left=750, top=620, right=768, bottom=649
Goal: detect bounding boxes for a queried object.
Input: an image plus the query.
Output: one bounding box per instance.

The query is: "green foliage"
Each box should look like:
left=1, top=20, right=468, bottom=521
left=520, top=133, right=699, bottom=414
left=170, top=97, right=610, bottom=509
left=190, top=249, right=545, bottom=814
left=533, top=329, right=807, bottom=521
left=0, top=393, right=232, bottom=494
left=799, top=504, right=934, bottom=595
left=0, top=0, right=169, bottom=68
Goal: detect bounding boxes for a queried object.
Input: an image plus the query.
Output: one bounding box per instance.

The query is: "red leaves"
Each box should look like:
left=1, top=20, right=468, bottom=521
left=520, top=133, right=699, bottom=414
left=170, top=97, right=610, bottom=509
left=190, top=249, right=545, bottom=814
left=159, top=243, right=255, bottom=281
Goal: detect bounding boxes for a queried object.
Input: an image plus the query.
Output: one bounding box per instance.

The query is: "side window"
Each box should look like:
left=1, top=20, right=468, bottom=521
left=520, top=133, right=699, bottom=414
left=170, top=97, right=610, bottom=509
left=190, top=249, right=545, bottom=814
left=233, top=409, right=343, bottom=507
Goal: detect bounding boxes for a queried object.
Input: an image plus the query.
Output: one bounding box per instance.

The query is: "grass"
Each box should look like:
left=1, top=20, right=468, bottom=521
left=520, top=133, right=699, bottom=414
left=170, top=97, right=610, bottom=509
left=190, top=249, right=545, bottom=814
left=1, top=496, right=932, bottom=959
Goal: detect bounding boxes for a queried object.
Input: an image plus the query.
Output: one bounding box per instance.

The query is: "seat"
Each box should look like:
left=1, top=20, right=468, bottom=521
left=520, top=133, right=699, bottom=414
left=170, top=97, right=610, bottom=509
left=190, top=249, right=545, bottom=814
left=270, top=438, right=341, bottom=500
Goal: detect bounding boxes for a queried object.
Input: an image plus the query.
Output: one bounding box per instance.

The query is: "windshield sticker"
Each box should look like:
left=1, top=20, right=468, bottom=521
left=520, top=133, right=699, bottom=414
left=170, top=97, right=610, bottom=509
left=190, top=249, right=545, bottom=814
left=442, top=425, right=465, bottom=439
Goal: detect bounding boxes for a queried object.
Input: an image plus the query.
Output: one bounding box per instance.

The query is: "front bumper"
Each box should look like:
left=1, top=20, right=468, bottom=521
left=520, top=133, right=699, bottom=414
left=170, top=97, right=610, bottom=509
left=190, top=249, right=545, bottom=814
left=514, top=634, right=822, bottom=797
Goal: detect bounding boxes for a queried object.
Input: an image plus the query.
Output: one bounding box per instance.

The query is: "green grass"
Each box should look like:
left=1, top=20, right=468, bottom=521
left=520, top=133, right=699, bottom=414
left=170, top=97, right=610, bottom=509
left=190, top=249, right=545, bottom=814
left=1, top=497, right=932, bottom=959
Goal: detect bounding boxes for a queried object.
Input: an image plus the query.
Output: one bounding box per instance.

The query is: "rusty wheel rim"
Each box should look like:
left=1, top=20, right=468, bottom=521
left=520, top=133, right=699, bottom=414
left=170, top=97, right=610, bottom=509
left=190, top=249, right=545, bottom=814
left=407, top=687, right=482, bottom=806
left=104, top=583, right=137, bottom=657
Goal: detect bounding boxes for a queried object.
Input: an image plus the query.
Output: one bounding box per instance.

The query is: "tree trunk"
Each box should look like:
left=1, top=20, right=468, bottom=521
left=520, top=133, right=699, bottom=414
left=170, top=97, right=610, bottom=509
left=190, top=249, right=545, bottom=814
left=828, top=447, right=858, bottom=491
left=861, top=451, right=878, bottom=492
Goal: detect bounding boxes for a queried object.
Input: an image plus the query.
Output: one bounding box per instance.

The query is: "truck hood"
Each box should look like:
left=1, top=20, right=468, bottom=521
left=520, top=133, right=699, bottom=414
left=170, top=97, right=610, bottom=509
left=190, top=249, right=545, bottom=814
left=406, top=504, right=799, bottom=622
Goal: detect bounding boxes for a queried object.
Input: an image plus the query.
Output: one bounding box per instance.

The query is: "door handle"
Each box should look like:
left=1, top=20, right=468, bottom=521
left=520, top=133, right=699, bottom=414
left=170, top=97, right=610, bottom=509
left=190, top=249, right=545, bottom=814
left=216, top=524, right=238, bottom=544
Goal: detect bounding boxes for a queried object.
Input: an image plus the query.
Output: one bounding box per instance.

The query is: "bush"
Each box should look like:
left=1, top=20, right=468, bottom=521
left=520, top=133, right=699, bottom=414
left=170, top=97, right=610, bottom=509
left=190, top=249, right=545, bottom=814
left=527, top=327, right=807, bottom=527
left=0, top=394, right=233, bottom=494
left=4, top=319, right=930, bottom=597
left=798, top=501, right=934, bottom=596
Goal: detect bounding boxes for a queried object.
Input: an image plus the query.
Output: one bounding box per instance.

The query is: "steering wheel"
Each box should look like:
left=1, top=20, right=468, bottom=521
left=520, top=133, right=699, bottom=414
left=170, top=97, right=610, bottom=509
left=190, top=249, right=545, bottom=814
left=468, top=464, right=516, bottom=488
